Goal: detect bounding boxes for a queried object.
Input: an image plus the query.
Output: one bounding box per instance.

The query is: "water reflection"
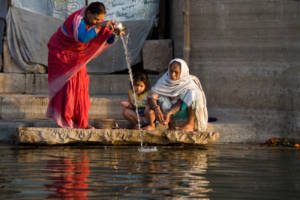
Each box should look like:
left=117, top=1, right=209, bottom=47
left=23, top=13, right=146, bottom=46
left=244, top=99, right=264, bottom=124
left=45, top=153, right=90, bottom=199
left=1, top=145, right=299, bottom=199
left=8, top=146, right=211, bottom=199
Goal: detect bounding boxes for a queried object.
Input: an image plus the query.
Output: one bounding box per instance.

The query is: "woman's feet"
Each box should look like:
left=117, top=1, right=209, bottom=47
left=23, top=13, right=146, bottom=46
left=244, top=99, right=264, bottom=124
left=143, top=124, right=156, bottom=131
left=181, top=123, right=194, bottom=132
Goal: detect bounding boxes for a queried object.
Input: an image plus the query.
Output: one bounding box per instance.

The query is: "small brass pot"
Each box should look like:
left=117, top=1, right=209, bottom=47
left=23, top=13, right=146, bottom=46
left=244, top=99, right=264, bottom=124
left=94, top=118, right=117, bottom=129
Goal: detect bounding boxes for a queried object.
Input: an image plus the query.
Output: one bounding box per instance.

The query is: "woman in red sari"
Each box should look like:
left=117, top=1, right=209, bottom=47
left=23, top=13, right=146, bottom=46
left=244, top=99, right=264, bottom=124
left=47, top=2, right=117, bottom=128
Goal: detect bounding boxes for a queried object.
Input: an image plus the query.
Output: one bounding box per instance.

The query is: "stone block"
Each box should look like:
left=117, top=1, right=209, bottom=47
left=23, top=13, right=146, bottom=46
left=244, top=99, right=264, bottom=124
left=3, top=39, right=24, bottom=73
left=184, top=0, right=300, bottom=119
left=0, top=94, right=126, bottom=120
left=25, top=74, right=48, bottom=95
left=89, top=95, right=125, bottom=120
left=24, top=74, right=158, bottom=95
left=90, top=74, right=158, bottom=95
left=89, top=75, right=130, bottom=95
left=191, top=65, right=299, bottom=111
left=0, top=95, right=48, bottom=119
left=17, top=127, right=219, bottom=145
left=143, top=39, right=173, bottom=72
left=207, top=107, right=299, bottom=143
left=0, top=73, right=26, bottom=93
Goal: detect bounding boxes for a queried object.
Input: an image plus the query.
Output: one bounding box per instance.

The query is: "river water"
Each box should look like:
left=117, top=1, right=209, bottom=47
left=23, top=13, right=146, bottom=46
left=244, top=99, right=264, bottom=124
left=0, top=144, right=299, bottom=199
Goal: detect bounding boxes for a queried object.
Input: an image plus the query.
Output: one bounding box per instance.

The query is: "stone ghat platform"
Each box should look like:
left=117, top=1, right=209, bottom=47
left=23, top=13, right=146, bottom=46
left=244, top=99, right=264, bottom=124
left=17, top=127, right=219, bottom=146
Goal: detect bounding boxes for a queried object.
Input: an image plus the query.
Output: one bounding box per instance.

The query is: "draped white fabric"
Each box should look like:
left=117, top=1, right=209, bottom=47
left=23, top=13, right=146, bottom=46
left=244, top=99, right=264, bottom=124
left=152, top=58, right=208, bottom=131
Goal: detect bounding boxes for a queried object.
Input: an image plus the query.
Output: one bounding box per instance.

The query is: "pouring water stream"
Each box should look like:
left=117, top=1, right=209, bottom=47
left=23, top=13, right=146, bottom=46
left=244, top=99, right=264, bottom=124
left=119, top=31, right=157, bottom=153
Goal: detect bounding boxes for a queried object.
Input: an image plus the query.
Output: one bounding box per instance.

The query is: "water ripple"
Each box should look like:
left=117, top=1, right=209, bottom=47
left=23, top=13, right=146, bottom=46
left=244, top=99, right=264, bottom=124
left=0, top=145, right=299, bottom=199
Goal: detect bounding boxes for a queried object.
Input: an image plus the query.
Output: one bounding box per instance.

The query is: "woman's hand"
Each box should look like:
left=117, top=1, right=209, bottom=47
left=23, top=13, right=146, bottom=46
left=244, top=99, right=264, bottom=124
left=105, top=20, right=115, bottom=31
left=163, top=112, right=172, bottom=125
left=119, top=30, right=126, bottom=37
left=154, top=106, right=164, bottom=123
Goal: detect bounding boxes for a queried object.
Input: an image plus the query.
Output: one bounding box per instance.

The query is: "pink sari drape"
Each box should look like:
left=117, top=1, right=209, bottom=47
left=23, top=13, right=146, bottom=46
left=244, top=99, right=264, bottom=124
left=47, top=8, right=112, bottom=128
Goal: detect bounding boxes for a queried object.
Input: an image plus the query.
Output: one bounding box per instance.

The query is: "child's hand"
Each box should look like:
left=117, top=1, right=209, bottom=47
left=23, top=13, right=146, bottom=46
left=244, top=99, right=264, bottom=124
left=120, top=101, right=130, bottom=108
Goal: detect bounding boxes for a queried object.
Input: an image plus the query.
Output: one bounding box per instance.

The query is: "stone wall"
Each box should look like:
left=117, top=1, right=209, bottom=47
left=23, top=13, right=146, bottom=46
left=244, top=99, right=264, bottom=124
left=169, top=0, right=184, bottom=58
left=169, top=0, right=300, bottom=137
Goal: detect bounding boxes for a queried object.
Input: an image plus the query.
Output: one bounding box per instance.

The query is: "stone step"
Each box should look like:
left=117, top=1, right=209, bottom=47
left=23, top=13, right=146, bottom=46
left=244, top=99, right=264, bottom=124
left=0, top=73, right=159, bottom=95
left=0, top=118, right=131, bottom=143
left=0, top=107, right=298, bottom=144
left=0, top=94, right=127, bottom=120
left=190, top=65, right=300, bottom=111
left=207, top=108, right=300, bottom=143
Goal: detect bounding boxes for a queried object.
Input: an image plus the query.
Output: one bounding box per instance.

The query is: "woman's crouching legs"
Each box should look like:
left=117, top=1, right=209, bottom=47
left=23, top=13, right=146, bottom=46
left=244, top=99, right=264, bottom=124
left=181, top=106, right=195, bottom=132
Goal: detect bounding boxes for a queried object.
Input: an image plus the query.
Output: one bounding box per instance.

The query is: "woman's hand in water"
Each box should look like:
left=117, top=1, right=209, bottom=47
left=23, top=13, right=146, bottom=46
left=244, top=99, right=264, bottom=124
left=154, top=106, right=164, bottom=123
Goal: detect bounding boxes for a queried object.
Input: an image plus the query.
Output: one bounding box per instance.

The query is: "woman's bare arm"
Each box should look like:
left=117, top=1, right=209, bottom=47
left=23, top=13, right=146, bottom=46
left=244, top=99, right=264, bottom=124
left=164, top=99, right=182, bottom=125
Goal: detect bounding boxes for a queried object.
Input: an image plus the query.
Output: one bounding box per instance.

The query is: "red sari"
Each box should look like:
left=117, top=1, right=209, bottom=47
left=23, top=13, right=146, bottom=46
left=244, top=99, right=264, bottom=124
left=47, top=8, right=112, bottom=128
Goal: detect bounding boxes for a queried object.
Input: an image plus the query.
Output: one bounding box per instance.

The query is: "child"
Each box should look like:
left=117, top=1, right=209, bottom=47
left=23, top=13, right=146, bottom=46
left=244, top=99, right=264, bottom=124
left=121, top=73, right=150, bottom=128
left=144, top=58, right=208, bottom=132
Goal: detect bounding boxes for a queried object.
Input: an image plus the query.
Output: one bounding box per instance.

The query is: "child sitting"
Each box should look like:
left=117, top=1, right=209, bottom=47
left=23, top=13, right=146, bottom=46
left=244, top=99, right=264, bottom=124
left=120, top=73, right=150, bottom=129
left=144, top=58, right=208, bottom=132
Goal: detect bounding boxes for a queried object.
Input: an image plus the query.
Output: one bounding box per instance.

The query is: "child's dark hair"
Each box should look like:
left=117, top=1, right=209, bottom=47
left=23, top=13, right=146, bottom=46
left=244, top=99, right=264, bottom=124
left=133, top=73, right=150, bottom=92
left=86, top=2, right=106, bottom=15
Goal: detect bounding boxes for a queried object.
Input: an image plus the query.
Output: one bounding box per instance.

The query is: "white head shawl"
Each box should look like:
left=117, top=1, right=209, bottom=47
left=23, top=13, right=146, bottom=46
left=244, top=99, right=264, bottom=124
left=151, top=58, right=208, bottom=131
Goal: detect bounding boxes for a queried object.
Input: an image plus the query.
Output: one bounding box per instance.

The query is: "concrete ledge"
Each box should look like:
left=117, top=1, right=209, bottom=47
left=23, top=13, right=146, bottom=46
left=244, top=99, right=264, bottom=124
left=0, top=119, right=131, bottom=143
left=0, top=73, right=26, bottom=93
left=208, top=108, right=300, bottom=143
left=17, top=127, right=219, bottom=145
left=0, top=94, right=127, bottom=120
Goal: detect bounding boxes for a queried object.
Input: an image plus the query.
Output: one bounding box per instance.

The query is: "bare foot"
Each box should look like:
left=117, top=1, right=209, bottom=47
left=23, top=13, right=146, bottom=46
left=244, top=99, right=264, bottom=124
left=181, top=124, right=194, bottom=132
left=143, top=125, right=156, bottom=131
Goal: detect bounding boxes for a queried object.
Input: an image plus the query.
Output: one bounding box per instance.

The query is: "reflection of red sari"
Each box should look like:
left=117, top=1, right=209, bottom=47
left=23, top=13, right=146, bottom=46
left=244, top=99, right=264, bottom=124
left=46, top=155, right=90, bottom=200
left=47, top=8, right=112, bottom=128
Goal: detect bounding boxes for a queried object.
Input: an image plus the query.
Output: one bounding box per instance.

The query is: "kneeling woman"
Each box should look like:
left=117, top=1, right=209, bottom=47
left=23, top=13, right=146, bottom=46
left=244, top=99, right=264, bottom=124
left=144, top=58, right=208, bottom=132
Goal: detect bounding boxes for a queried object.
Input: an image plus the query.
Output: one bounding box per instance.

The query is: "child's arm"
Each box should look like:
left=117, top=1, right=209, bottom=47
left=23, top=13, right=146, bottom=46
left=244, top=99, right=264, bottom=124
left=147, top=93, right=164, bottom=123
left=120, top=92, right=134, bottom=109
left=127, top=92, right=135, bottom=109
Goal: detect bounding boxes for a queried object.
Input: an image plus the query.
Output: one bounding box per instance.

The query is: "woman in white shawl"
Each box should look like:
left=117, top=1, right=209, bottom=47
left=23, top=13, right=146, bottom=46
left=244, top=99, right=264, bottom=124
left=144, top=58, right=208, bottom=132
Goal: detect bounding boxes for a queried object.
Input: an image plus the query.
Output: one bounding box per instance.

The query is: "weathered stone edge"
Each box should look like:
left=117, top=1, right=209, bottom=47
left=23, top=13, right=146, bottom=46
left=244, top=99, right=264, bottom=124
left=17, top=127, right=220, bottom=145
